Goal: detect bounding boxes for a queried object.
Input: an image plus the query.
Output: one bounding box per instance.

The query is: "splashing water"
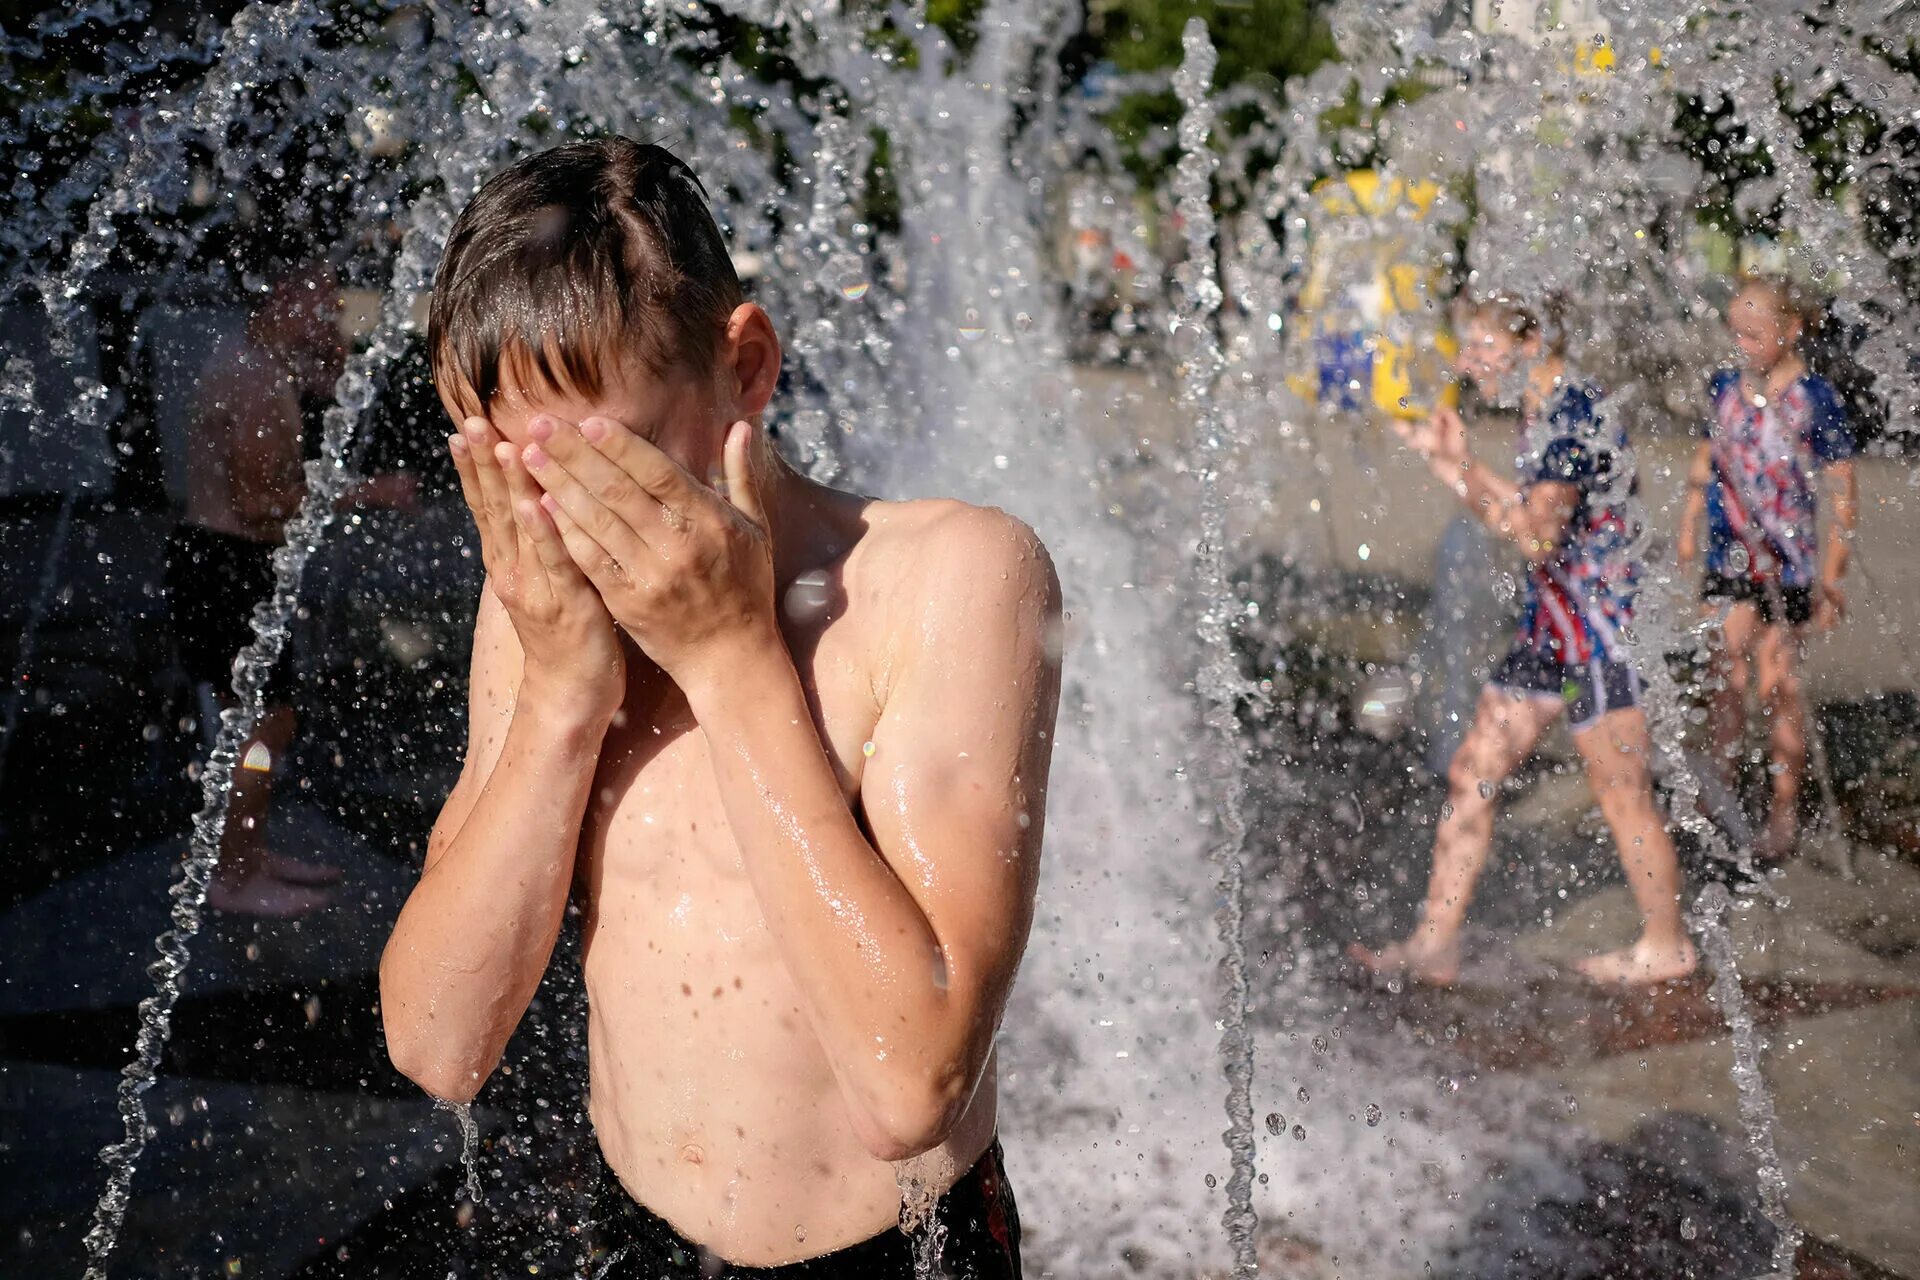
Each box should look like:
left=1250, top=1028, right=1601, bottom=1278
left=1171, top=18, right=1261, bottom=1277
left=436, top=1098, right=485, bottom=1206
left=894, top=1160, right=950, bottom=1280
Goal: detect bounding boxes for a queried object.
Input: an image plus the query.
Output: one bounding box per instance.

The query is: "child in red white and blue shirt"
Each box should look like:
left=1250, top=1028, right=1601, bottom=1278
left=1678, top=276, right=1860, bottom=859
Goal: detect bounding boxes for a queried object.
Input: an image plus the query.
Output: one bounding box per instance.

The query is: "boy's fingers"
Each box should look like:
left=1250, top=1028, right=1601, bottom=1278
left=457, top=426, right=518, bottom=568
left=464, top=418, right=518, bottom=560
left=496, top=442, right=549, bottom=567
left=449, top=434, right=484, bottom=514
left=578, top=416, right=699, bottom=513
left=529, top=416, right=660, bottom=526
left=515, top=495, right=582, bottom=584
left=525, top=442, right=654, bottom=568
left=543, top=495, right=630, bottom=596
left=721, top=420, right=767, bottom=529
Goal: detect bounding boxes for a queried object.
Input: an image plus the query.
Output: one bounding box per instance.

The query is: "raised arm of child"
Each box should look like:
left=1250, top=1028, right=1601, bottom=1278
left=379, top=418, right=628, bottom=1103
left=1395, top=405, right=1576, bottom=562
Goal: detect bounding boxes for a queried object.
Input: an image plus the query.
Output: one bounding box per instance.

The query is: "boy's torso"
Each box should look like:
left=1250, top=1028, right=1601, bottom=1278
left=1514, top=383, right=1639, bottom=663
left=1705, top=370, right=1837, bottom=586
left=572, top=495, right=998, bottom=1267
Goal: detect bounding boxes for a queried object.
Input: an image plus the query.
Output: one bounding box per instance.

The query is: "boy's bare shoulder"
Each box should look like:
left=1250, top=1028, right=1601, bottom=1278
left=856, top=496, right=1056, bottom=597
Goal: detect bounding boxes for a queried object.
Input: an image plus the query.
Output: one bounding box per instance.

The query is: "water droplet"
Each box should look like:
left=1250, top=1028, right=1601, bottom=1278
left=783, top=569, right=832, bottom=622
left=958, top=307, right=986, bottom=341
left=825, top=253, right=869, bottom=301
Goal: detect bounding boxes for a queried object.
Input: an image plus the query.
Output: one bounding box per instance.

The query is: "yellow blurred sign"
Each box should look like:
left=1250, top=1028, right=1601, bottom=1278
left=1290, top=170, right=1459, bottom=421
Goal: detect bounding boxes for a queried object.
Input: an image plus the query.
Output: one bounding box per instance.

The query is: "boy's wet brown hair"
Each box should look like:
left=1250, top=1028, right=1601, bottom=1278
left=429, top=137, right=743, bottom=414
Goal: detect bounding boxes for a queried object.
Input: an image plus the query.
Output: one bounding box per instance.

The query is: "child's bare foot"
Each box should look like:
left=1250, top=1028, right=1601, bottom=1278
left=208, top=867, right=335, bottom=918
left=1575, top=936, right=1698, bottom=987
left=263, top=851, right=344, bottom=886
left=1348, top=936, right=1462, bottom=987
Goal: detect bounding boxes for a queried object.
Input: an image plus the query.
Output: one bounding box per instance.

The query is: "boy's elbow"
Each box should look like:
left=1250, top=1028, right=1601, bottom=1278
left=390, top=1049, right=487, bottom=1105
left=383, top=1019, right=490, bottom=1104
left=379, top=963, right=491, bottom=1103
left=853, top=1067, right=973, bottom=1162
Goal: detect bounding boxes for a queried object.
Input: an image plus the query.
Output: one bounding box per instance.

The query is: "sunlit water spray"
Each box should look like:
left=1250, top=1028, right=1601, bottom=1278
left=435, top=1098, right=485, bottom=1206
left=1171, top=19, right=1261, bottom=1277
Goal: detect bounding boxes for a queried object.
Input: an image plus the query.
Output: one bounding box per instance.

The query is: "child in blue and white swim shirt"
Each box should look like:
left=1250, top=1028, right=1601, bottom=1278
left=1679, top=276, right=1859, bottom=858
left=1494, top=380, right=1642, bottom=731
left=1353, top=296, right=1695, bottom=989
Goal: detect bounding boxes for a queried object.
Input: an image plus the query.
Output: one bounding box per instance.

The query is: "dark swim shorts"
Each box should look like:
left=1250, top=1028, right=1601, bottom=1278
left=585, top=1139, right=1022, bottom=1279
left=1701, top=570, right=1814, bottom=627
left=1490, top=643, right=1642, bottom=734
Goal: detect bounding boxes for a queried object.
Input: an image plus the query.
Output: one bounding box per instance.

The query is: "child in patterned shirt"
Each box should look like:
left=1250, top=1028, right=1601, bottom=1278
left=1678, top=275, right=1859, bottom=859
left=1354, top=296, right=1696, bottom=987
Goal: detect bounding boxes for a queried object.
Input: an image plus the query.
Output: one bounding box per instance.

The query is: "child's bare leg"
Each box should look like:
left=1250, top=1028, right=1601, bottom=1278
left=1570, top=707, right=1697, bottom=985
left=1753, top=622, right=1806, bottom=859
left=1352, top=683, right=1558, bottom=985
left=1705, top=601, right=1759, bottom=786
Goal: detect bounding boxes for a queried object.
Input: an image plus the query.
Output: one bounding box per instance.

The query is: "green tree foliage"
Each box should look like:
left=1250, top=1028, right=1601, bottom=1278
left=1083, top=0, right=1340, bottom=182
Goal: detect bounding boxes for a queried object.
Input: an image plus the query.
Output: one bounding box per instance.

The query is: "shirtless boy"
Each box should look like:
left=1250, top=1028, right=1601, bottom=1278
left=378, top=138, right=1057, bottom=1276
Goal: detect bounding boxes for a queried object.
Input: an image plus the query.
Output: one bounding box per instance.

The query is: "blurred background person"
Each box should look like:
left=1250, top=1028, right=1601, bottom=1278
left=165, top=256, right=415, bottom=916
left=1677, top=274, right=1859, bottom=860
left=1353, top=297, right=1695, bottom=986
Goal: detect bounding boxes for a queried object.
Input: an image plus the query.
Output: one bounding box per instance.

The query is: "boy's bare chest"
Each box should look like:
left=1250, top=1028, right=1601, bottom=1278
left=576, top=618, right=883, bottom=889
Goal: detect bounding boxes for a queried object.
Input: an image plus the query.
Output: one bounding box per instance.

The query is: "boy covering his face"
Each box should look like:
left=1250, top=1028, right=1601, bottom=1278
left=379, top=137, right=1058, bottom=1277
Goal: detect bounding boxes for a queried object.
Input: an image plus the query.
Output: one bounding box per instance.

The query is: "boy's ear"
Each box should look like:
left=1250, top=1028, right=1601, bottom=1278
left=723, top=303, right=782, bottom=420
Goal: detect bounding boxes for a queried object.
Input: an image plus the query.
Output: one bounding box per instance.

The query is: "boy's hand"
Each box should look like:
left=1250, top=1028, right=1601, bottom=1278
left=523, top=415, right=778, bottom=694
left=1816, top=577, right=1846, bottom=632
left=1393, top=405, right=1469, bottom=478
left=450, top=417, right=626, bottom=726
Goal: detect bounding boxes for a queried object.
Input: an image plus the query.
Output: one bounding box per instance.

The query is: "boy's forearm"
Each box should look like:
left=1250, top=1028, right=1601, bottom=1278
left=683, top=635, right=969, bottom=1156
left=379, top=696, right=609, bottom=1101
left=1444, top=457, right=1559, bottom=558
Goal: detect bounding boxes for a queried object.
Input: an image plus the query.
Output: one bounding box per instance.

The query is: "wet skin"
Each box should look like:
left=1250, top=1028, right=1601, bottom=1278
left=379, top=304, right=1062, bottom=1263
